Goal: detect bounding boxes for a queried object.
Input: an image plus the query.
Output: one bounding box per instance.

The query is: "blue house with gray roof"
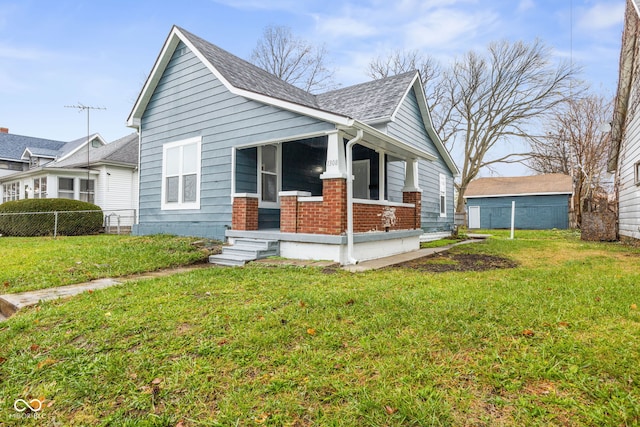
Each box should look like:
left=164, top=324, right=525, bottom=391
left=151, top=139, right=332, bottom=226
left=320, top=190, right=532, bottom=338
left=127, top=26, right=459, bottom=265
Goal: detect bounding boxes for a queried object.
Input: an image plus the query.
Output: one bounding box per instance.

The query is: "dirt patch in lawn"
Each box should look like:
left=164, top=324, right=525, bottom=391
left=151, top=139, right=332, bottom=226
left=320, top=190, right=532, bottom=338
left=391, top=252, right=518, bottom=272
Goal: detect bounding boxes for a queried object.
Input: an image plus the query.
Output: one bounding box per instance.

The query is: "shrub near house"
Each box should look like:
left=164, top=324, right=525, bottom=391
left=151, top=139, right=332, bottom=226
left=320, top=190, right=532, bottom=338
left=0, top=199, right=103, bottom=236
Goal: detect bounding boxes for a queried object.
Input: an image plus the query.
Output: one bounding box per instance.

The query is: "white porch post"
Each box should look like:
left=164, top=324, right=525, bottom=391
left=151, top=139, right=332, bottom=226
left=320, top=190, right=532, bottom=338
left=402, top=158, right=421, bottom=191
left=320, top=131, right=348, bottom=179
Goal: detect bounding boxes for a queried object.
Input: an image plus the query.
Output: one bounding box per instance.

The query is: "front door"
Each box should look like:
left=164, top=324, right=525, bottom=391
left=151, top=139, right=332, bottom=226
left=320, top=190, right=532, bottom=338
left=353, top=160, right=370, bottom=199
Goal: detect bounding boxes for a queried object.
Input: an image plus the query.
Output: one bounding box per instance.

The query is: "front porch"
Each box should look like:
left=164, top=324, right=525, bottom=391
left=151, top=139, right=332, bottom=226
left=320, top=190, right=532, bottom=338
left=225, top=228, right=423, bottom=265
left=226, top=127, right=438, bottom=265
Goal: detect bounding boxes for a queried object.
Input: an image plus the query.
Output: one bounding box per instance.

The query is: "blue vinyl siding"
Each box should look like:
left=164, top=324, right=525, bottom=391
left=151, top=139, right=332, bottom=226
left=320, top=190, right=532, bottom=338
left=467, top=194, right=570, bottom=229
left=135, top=42, right=334, bottom=239
left=386, top=88, right=455, bottom=232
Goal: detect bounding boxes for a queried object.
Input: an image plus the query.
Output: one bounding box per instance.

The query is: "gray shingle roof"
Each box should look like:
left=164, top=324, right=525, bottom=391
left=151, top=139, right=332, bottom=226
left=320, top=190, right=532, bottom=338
left=0, top=133, right=69, bottom=162
left=177, top=26, right=417, bottom=124
left=316, top=71, right=417, bottom=122
left=54, top=133, right=138, bottom=168
left=178, top=27, right=319, bottom=110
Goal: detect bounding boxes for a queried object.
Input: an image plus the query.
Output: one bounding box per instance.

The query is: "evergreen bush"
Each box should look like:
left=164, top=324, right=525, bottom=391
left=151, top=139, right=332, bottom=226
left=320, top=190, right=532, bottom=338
left=0, top=199, right=103, bottom=236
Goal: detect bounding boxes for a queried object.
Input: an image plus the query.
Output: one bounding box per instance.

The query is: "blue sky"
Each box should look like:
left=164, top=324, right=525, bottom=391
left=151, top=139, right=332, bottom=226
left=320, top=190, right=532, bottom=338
left=0, top=0, right=625, bottom=174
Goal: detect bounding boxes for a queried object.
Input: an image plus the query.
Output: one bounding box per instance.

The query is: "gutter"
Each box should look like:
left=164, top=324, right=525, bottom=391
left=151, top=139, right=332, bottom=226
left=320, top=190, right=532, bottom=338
left=345, top=129, right=364, bottom=265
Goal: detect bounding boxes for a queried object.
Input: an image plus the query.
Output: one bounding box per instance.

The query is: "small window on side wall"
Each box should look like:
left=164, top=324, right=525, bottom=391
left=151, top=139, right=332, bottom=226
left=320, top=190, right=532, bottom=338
left=439, top=173, right=447, bottom=217
left=635, top=161, right=640, bottom=186
left=161, top=137, right=201, bottom=210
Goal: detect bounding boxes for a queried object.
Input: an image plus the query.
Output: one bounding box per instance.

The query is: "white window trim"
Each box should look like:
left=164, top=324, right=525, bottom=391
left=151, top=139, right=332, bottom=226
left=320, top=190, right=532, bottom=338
left=2, top=181, right=21, bottom=202
left=257, top=143, right=281, bottom=209
left=58, top=177, right=75, bottom=199
left=80, top=178, right=95, bottom=204
left=439, top=173, right=447, bottom=217
left=635, top=161, right=640, bottom=186
left=33, top=176, right=47, bottom=199
left=161, top=136, right=202, bottom=211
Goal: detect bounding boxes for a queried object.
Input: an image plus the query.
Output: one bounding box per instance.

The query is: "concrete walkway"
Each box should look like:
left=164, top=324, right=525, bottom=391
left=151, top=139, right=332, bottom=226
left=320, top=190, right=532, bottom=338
left=0, top=265, right=210, bottom=322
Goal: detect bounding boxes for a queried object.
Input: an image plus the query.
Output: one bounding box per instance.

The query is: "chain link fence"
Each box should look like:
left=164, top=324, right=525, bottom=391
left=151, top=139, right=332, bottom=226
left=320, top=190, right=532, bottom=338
left=0, top=209, right=137, bottom=237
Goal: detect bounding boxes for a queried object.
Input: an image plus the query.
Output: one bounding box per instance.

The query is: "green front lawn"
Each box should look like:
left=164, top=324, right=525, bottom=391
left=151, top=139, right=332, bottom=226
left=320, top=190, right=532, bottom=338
left=0, top=234, right=215, bottom=294
left=0, top=231, right=639, bottom=426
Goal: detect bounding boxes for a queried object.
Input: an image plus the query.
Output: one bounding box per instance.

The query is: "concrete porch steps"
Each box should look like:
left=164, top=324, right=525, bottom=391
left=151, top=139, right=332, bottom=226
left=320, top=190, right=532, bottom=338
left=209, top=238, right=280, bottom=267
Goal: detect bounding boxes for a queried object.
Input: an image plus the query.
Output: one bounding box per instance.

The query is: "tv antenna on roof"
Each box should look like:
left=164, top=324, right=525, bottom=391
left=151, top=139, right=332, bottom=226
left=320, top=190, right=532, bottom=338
left=64, top=103, right=106, bottom=201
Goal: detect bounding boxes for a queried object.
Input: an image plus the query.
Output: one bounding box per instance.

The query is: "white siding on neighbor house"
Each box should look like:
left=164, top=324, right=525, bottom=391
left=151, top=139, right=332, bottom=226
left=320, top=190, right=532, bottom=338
left=136, top=42, right=335, bottom=239
left=386, top=88, right=455, bottom=232
left=96, top=165, right=138, bottom=212
left=619, top=84, right=640, bottom=240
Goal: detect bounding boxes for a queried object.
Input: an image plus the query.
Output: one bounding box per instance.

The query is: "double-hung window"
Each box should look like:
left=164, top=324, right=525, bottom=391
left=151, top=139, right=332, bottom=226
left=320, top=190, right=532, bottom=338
left=80, top=179, right=95, bottom=203
left=58, top=178, right=74, bottom=199
left=34, top=177, right=47, bottom=199
left=2, top=181, right=20, bottom=202
left=258, top=144, right=280, bottom=207
left=439, top=173, right=447, bottom=217
left=162, top=137, right=201, bottom=210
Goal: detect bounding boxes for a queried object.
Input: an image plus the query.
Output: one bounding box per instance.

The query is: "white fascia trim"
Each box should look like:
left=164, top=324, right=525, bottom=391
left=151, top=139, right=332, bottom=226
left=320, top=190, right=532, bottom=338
left=345, top=121, right=436, bottom=162
left=127, top=27, right=182, bottom=127
left=391, top=73, right=460, bottom=176
left=20, top=148, right=35, bottom=160
left=128, top=26, right=353, bottom=128
left=464, top=191, right=573, bottom=199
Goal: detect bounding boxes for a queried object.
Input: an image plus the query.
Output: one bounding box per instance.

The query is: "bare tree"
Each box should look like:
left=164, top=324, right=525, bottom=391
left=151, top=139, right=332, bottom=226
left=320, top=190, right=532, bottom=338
left=443, top=39, right=578, bottom=213
left=366, top=50, right=449, bottom=135
left=251, top=25, right=335, bottom=93
left=529, top=94, right=613, bottom=224
left=367, top=40, right=578, bottom=213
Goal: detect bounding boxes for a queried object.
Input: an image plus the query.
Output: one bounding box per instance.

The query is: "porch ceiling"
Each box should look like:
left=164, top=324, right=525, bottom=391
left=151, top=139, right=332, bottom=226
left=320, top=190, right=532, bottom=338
left=342, top=124, right=436, bottom=162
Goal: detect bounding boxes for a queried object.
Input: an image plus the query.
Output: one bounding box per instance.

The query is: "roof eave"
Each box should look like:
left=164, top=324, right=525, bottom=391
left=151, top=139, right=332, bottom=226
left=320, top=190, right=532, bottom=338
left=128, top=26, right=353, bottom=129
left=395, top=72, right=460, bottom=176
left=464, top=191, right=573, bottom=199
left=341, top=121, right=437, bottom=162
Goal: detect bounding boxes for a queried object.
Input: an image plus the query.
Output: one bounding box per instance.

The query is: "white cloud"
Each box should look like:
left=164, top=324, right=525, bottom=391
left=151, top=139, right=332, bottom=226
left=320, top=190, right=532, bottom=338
left=0, top=43, right=45, bottom=60
left=210, top=0, right=301, bottom=11
left=517, top=0, right=536, bottom=13
left=402, top=8, right=499, bottom=51
left=313, top=16, right=378, bottom=39
left=578, top=1, right=625, bottom=31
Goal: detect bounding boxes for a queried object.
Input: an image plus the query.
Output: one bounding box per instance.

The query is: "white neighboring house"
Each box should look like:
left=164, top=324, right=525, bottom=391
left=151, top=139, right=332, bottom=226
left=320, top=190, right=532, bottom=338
left=610, top=0, right=640, bottom=241
left=0, top=131, right=139, bottom=227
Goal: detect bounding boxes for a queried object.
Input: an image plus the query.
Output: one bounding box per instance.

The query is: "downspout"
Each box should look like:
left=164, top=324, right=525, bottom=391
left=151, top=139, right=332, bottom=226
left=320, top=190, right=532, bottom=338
left=346, top=129, right=363, bottom=265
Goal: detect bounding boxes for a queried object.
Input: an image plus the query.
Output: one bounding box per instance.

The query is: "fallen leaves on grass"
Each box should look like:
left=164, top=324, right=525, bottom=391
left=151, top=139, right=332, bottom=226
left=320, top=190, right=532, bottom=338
left=306, top=328, right=316, bottom=336
left=255, top=413, right=269, bottom=424
left=384, top=405, right=398, bottom=415
left=37, top=358, right=57, bottom=369
left=522, top=329, right=535, bottom=337
left=631, top=303, right=637, bottom=310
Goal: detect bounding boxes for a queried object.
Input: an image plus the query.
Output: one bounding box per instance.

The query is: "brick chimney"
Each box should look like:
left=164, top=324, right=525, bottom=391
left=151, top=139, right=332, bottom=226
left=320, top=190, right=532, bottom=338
left=0, top=127, right=8, bottom=134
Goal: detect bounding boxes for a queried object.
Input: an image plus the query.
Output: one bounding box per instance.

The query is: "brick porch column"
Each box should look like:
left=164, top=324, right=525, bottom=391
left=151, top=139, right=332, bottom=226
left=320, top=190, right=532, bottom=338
left=279, top=191, right=311, bottom=233
left=232, top=193, right=259, bottom=230
left=322, top=178, right=347, bottom=234
left=403, top=190, right=423, bottom=229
